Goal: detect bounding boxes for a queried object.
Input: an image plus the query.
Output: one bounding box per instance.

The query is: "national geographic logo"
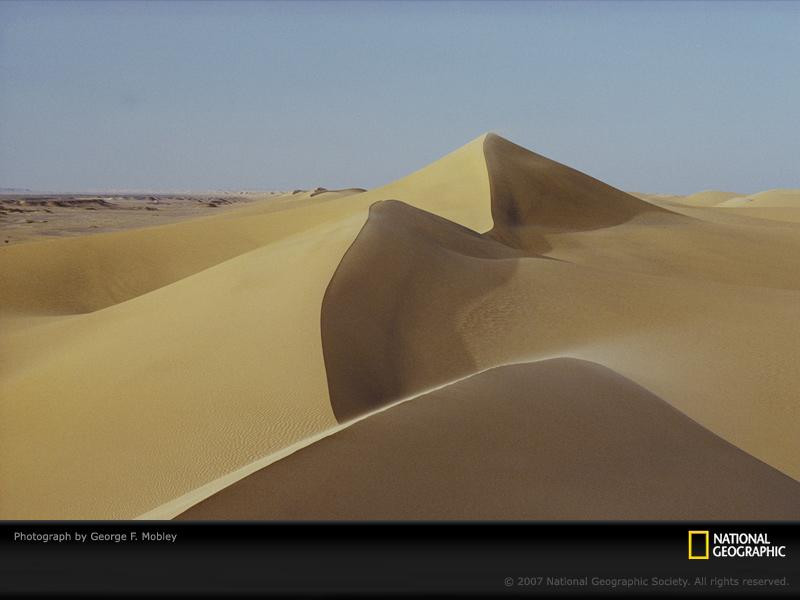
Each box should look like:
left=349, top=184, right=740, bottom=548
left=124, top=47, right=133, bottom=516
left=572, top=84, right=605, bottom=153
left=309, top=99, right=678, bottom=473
left=689, top=530, right=787, bottom=559
left=688, top=531, right=709, bottom=560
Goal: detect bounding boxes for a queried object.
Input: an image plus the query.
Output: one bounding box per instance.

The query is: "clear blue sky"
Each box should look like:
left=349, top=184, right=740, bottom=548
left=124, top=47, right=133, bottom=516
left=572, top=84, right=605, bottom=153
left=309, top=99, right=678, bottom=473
left=1, top=1, right=798, bottom=194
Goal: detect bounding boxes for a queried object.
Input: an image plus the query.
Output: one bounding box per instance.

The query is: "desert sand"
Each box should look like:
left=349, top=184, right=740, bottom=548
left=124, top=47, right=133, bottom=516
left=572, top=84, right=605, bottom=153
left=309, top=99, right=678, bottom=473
left=1, top=133, right=799, bottom=519
left=180, top=360, right=800, bottom=520
left=636, top=188, right=800, bottom=224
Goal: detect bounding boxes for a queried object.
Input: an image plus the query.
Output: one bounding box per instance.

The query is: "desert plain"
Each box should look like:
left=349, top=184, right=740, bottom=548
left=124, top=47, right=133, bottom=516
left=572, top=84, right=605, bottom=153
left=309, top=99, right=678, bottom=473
left=1, top=133, right=799, bottom=519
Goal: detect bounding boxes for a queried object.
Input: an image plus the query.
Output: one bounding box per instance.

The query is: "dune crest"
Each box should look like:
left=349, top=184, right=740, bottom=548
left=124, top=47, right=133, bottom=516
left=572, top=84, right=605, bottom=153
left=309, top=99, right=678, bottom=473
left=482, top=133, right=669, bottom=252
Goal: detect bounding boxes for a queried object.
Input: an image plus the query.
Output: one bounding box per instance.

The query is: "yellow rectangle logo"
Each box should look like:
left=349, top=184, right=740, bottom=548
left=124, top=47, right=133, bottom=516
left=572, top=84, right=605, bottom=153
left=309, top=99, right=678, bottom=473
left=689, top=530, right=709, bottom=560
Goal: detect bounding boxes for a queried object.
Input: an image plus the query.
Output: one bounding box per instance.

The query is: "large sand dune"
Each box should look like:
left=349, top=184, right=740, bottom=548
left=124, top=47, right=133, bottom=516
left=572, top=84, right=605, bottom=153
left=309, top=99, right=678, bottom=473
left=0, top=136, right=491, bottom=518
left=179, top=359, right=800, bottom=520
left=2, top=133, right=799, bottom=519
left=322, top=200, right=520, bottom=422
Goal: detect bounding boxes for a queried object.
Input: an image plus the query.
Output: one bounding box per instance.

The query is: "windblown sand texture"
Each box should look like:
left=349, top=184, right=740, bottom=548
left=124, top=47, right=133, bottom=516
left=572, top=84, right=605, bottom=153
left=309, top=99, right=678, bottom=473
left=2, top=134, right=799, bottom=519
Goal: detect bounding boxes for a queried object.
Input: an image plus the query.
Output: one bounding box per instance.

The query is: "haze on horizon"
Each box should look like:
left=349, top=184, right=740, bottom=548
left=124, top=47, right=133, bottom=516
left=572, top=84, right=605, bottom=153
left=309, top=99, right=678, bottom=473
left=0, top=0, right=798, bottom=195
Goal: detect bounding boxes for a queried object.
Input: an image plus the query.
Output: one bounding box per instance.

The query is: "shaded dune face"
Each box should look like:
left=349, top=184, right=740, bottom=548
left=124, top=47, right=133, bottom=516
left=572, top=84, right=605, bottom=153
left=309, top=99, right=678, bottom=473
left=481, top=136, right=800, bottom=292
left=321, top=134, right=681, bottom=423
left=321, top=134, right=800, bottom=429
left=178, top=359, right=800, bottom=520
left=321, top=199, right=520, bottom=422
left=320, top=134, right=669, bottom=423
left=482, top=133, right=672, bottom=253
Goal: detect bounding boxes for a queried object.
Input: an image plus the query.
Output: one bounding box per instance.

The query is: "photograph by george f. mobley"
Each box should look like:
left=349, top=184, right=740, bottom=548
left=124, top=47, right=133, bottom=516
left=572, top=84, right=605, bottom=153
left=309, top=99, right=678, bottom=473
left=1, top=0, right=799, bottom=597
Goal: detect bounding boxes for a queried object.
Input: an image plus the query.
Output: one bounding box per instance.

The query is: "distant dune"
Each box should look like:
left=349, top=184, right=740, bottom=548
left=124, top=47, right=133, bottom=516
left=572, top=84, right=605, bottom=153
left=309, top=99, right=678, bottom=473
left=682, top=190, right=742, bottom=206
left=634, top=190, right=743, bottom=207
left=635, top=188, right=800, bottom=224
left=1, top=133, right=799, bottom=519
left=718, top=189, right=800, bottom=208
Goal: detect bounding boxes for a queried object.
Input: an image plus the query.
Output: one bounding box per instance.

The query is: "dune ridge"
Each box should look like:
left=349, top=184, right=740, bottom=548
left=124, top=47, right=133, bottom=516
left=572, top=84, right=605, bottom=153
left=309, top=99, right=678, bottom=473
left=483, top=133, right=669, bottom=253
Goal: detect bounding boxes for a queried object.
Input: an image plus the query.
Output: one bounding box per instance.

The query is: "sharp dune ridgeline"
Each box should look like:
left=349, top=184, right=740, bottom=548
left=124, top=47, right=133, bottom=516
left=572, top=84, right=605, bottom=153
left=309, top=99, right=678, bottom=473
left=2, top=133, right=799, bottom=519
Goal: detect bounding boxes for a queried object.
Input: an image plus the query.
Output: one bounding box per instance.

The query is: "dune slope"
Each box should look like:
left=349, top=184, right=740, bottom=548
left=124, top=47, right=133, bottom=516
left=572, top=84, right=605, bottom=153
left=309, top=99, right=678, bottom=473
left=322, top=200, right=519, bottom=422
left=483, top=133, right=669, bottom=252
left=483, top=136, right=800, bottom=291
left=0, top=136, right=491, bottom=317
left=179, top=359, right=800, bottom=520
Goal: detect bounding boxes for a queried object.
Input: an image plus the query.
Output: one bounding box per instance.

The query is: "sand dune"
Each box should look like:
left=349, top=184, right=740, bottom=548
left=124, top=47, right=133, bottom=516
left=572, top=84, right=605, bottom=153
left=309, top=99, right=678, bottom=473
left=319, top=141, right=800, bottom=484
left=179, top=359, right=800, bottom=520
left=718, top=189, right=800, bottom=208
left=484, top=136, right=800, bottom=291
left=2, top=132, right=799, bottom=519
left=635, top=190, right=741, bottom=207
left=0, top=136, right=492, bottom=518
left=682, top=190, right=742, bottom=206
left=483, top=134, right=669, bottom=253
left=637, top=189, right=800, bottom=224
left=0, top=137, right=489, bottom=317
left=322, top=200, right=520, bottom=422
